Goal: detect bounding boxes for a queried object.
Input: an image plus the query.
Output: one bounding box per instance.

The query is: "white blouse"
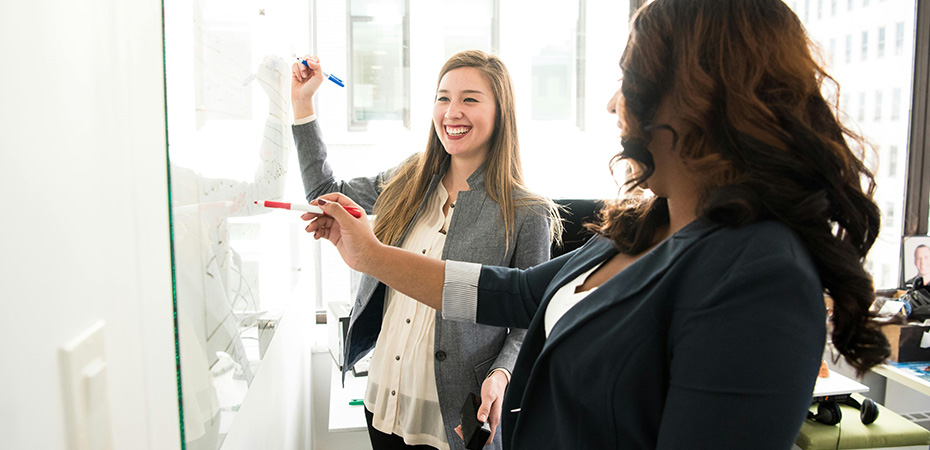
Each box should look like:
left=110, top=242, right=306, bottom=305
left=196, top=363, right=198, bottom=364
left=543, top=262, right=604, bottom=337
left=365, top=183, right=452, bottom=449
left=442, top=260, right=605, bottom=339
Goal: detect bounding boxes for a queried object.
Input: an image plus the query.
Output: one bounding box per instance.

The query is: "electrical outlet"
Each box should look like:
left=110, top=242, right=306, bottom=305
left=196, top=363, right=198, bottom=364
left=59, top=321, right=113, bottom=450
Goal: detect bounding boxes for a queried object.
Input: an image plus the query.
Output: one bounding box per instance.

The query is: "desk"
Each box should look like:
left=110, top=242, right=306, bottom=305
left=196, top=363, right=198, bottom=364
left=872, top=363, right=930, bottom=397
left=329, top=363, right=368, bottom=432
left=814, top=371, right=869, bottom=398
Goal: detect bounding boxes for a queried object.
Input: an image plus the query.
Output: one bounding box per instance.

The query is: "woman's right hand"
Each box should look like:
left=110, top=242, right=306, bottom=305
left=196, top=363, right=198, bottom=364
left=301, top=193, right=381, bottom=273
left=291, top=55, right=325, bottom=119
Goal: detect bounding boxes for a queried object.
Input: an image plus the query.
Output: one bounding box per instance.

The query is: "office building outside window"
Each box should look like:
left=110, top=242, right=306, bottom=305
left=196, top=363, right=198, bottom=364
left=896, top=21, right=905, bottom=54
left=875, top=90, right=883, bottom=120
left=888, top=145, right=898, bottom=177
left=861, top=30, right=869, bottom=60
left=308, top=0, right=630, bottom=201
left=858, top=92, right=867, bottom=121
left=892, top=87, right=902, bottom=120
left=792, top=0, right=917, bottom=288
left=878, top=26, right=886, bottom=57
left=846, top=34, right=853, bottom=63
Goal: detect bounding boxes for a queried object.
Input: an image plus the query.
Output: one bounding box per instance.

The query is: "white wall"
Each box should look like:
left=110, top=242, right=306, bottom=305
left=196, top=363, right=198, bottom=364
left=0, top=2, right=325, bottom=450
left=0, top=0, right=180, bottom=449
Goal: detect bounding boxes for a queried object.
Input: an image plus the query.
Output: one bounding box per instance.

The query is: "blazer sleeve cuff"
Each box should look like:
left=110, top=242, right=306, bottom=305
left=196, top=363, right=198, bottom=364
left=442, top=260, right=482, bottom=322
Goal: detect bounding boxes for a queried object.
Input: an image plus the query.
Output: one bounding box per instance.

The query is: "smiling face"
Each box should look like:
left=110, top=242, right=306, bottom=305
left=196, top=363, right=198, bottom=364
left=432, top=67, right=497, bottom=163
left=916, top=246, right=930, bottom=278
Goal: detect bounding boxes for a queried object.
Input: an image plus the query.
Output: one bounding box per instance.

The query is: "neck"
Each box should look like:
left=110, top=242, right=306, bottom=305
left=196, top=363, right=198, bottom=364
left=665, top=187, right=701, bottom=236
left=445, top=155, right=485, bottom=191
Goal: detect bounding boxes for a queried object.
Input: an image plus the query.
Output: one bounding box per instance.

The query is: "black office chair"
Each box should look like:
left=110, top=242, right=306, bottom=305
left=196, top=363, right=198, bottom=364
left=551, top=199, right=605, bottom=258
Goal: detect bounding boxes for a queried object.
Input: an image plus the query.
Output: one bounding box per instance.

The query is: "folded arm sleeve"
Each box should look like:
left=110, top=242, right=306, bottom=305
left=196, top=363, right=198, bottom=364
left=442, top=250, right=575, bottom=329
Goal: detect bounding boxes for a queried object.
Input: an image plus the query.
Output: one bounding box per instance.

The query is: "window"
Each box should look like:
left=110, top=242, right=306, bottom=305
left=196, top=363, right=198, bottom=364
left=858, top=92, right=866, bottom=121
left=878, top=26, right=886, bottom=57
left=892, top=87, right=902, bottom=120
left=884, top=201, right=896, bottom=229
left=896, top=22, right=905, bottom=55
left=832, top=0, right=838, bottom=16
left=845, top=34, right=853, bottom=63
left=875, top=90, right=883, bottom=120
left=310, top=0, right=630, bottom=200
left=830, top=38, right=837, bottom=65
left=431, top=0, right=498, bottom=57
left=529, top=1, right=582, bottom=122
left=348, top=0, right=410, bottom=130
left=888, top=145, right=898, bottom=177
left=861, top=30, right=869, bottom=60
left=793, top=0, right=918, bottom=288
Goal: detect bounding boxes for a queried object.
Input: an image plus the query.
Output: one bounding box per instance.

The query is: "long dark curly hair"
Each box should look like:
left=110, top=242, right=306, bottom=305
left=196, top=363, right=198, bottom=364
left=588, top=0, right=889, bottom=374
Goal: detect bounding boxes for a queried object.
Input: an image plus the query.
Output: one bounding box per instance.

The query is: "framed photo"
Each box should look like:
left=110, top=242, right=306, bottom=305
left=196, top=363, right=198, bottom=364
left=901, top=236, right=930, bottom=287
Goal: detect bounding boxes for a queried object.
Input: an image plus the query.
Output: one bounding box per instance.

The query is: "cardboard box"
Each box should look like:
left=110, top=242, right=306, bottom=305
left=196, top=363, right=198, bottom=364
left=882, top=324, right=930, bottom=362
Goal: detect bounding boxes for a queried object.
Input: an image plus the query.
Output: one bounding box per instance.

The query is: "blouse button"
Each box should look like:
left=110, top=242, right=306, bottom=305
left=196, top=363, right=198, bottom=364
left=391, top=390, right=396, bottom=396
left=422, top=249, right=427, bottom=254
left=435, top=351, right=447, bottom=361
left=406, top=318, right=411, bottom=324
left=395, top=355, right=400, bottom=361
left=450, top=203, right=455, bottom=208
left=439, top=229, right=447, bottom=235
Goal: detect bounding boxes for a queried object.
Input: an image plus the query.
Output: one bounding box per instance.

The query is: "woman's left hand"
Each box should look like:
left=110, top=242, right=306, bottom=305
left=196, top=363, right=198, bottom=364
left=455, top=369, right=508, bottom=445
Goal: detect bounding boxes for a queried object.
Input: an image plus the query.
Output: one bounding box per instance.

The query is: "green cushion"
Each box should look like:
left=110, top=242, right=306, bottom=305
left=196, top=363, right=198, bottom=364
left=796, top=395, right=930, bottom=449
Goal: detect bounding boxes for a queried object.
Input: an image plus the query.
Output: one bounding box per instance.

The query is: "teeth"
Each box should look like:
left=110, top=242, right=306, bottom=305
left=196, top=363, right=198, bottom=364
left=446, top=126, right=470, bottom=136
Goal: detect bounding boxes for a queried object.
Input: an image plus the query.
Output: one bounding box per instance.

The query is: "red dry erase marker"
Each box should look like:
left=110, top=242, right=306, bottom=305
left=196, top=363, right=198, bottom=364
left=255, top=200, right=363, bottom=218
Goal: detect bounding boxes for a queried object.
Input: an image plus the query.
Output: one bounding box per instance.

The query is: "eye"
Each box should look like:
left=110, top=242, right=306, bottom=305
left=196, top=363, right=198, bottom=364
left=464, top=97, right=478, bottom=103
left=436, top=95, right=450, bottom=102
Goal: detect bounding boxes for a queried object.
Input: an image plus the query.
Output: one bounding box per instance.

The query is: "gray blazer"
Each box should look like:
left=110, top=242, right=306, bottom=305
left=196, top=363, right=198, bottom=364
left=293, top=121, right=551, bottom=450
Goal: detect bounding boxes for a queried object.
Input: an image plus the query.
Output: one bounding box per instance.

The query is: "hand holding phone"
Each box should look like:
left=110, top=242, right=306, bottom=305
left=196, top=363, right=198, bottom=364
left=460, top=392, right=492, bottom=449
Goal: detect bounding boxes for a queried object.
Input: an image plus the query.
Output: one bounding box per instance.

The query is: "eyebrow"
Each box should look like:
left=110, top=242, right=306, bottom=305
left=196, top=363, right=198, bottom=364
left=436, top=89, right=487, bottom=96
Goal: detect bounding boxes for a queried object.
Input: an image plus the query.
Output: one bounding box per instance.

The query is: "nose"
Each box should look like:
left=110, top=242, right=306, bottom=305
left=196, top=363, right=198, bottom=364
left=607, top=88, right=621, bottom=115
left=444, top=101, right=463, bottom=119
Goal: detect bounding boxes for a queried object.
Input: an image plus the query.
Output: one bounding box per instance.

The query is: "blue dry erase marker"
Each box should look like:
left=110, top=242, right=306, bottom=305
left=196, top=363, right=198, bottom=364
left=297, top=58, right=345, bottom=87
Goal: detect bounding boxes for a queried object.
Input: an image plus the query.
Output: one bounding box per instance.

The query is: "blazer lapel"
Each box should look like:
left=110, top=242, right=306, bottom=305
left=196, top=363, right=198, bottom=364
left=541, top=218, right=720, bottom=352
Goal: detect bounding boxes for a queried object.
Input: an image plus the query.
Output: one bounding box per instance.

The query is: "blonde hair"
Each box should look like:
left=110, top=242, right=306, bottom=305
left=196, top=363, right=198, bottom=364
left=371, top=50, right=561, bottom=247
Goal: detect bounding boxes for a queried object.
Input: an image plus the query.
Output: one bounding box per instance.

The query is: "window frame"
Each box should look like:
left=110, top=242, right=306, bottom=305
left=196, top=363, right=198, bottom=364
left=904, top=0, right=930, bottom=236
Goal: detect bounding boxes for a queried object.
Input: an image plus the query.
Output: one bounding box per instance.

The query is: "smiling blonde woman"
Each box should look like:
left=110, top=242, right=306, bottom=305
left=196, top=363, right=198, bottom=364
left=290, top=50, right=560, bottom=450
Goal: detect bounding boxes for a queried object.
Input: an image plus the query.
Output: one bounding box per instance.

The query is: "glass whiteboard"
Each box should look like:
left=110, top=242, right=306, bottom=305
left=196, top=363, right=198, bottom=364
left=163, top=0, right=309, bottom=447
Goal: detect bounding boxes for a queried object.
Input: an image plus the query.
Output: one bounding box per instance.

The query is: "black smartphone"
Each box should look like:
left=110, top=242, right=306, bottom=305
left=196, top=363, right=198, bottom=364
left=460, top=392, right=492, bottom=449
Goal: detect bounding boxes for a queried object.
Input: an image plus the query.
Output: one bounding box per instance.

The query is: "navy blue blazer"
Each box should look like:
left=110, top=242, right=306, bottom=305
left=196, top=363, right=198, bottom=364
left=472, top=219, right=826, bottom=449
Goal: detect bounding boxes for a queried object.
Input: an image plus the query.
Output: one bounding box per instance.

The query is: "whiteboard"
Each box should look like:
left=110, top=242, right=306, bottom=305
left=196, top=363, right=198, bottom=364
left=163, top=0, right=310, bottom=447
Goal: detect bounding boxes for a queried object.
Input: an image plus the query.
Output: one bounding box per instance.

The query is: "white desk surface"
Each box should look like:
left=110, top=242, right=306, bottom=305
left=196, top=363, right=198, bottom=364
left=873, top=363, right=930, bottom=397
left=813, top=371, right=869, bottom=397
left=329, top=362, right=368, bottom=432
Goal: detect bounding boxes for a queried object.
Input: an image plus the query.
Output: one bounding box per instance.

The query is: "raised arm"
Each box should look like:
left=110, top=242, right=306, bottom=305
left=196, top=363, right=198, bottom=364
left=305, top=193, right=570, bottom=323
left=291, top=56, right=391, bottom=212
left=305, top=193, right=447, bottom=309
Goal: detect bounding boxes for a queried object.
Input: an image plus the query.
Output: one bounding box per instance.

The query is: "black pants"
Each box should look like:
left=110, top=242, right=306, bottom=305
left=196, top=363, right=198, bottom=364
left=364, top=408, right=440, bottom=450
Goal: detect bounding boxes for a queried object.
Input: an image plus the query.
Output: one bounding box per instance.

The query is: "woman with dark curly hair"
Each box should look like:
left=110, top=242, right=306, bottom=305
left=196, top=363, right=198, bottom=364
left=301, top=0, right=890, bottom=448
